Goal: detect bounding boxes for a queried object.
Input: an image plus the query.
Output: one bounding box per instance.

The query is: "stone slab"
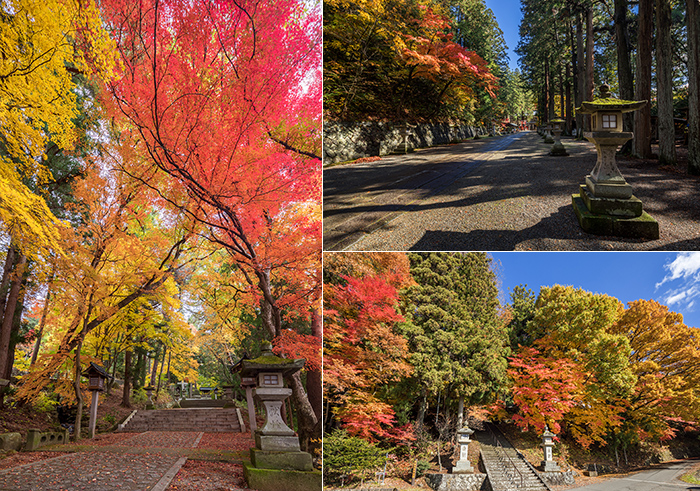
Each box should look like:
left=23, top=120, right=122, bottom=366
left=0, top=433, right=22, bottom=452
left=255, top=433, right=300, bottom=452
left=585, top=176, right=633, bottom=199
left=250, top=448, right=313, bottom=471
left=572, top=194, right=660, bottom=239
left=579, top=185, right=643, bottom=217
left=243, top=462, right=321, bottom=491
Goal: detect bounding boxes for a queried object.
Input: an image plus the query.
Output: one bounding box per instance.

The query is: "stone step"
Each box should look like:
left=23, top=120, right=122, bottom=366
left=119, top=408, right=244, bottom=433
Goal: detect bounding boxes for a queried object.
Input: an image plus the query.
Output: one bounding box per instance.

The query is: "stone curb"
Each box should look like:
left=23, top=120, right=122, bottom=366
left=151, top=456, right=187, bottom=491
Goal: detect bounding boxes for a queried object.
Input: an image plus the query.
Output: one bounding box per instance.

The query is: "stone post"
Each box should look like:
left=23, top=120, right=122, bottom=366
left=145, top=386, right=154, bottom=409
left=550, top=119, right=568, bottom=156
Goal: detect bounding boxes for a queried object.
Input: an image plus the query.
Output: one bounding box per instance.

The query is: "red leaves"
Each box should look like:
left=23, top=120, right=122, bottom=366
left=272, top=330, right=321, bottom=371
left=324, top=272, right=412, bottom=442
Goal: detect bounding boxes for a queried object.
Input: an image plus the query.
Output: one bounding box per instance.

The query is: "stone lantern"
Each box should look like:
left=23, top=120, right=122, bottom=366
left=573, top=84, right=658, bottom=239
left=543, top=123, right=554, bottom=144
left=549, top=118, right=568, bottom=156
left=238, top=342, right=319, bottom=491
left=239, top=342, right=311, bottom=471
left=144, top=386, right=155, bottom=409
left=82, top=363, right=109, bottom=439
left=541, top=425, right=560, bottom=472
left=453, top=425, right=475, bottom=473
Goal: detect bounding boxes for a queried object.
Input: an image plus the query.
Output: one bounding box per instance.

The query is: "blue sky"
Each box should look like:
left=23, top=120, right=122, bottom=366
left=491, top=252, right=700, bottom=329
left=484, top=0, right=524, bottom=71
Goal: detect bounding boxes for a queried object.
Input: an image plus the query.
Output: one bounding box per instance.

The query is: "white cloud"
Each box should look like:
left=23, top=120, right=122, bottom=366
left=655, top=253, right=700, bottom=316
left=655, top=252, right=700, bottom=289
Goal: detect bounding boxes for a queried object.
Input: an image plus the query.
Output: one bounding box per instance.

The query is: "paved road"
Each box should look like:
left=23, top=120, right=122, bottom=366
left=323, top=133, right=525, bottom=250
left=323, top=131, right=700, bottom=251
left=0, top=431, right=249, bottom=491
left=570, top=460, right=700, bottom=491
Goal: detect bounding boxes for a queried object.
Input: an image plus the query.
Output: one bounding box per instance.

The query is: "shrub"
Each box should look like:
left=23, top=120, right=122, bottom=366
left=323, top=430, right=388, bottom=486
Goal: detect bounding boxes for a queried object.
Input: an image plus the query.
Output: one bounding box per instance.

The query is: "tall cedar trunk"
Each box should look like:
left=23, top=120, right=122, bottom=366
left=457, top=395, right=464, bottom=431
left=121, top=348, right=132, bottom=408
left=31, top=270, right=55, bottom=365
left=615, top=0, right=634, bottom=153
left=566, top=63, right=573, bottom=133
left=150, top=348, right=159, bottom=387
left=656, top=0, right=677, bottom=164
left=635, top=0, right=654, bottom=158
left=0, top=253, right=27, bottom=382
left=688, top=0, right=700, bottom=174
left=0, top=247, right=16, bottom=328
left=559, top=68, right=565, bottom=119
left=549, top=60, right=556, bottom=120
left=306, top=309, right=322, bottom=421
left=576, top=10, right=585, bottom=135
left=417, top=386, right=428, bottom=428
left=544, top=58, right=550, bottom=121
left=585, top=6, right=595, bottom=131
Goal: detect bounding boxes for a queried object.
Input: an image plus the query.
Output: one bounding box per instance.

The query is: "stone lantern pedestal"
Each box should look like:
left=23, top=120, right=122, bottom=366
left=549, top=119, right=568, bottom=156
left=572, top=84, right=658, bottom=239
left=453, top=426, right=475, bottom=474
left=541, top=426, right=560, bottom=472
left=543, top=124, right=554, bottom=144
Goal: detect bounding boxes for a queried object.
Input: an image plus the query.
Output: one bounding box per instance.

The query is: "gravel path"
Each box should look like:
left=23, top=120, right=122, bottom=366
left=333, top=131, right=700, bottom=251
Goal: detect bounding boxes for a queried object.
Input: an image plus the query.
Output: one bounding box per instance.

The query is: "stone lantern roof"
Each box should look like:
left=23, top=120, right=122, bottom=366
left=577, top=84, right=646, bottom=114
left=542, top=425, right=556, bottom=438
left=238, top=342, right=305, bottom=379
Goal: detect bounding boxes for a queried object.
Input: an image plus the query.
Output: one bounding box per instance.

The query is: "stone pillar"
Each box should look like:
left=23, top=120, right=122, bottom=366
left=89, top=390, right=99, bottom=439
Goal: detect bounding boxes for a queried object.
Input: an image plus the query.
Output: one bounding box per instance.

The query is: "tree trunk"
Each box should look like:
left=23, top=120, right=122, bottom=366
left=288, top=370, right=319, bottom=453
left=576, top=10, right=585, bottom=136
left=566, top=63, right=573, bottom=133
left=73, top=331, right=87, bottom=441
left=615, top=0, right=634, bottom=152
left=457, top=395, right=464, bottom=430
left=688, top=0, right=700, bottom=174
left=306, top=309, right=322, bottom=421
left=417, top=386, right=428, bottom=428
left=0, top=253, right=27, bottom=382
left=150, top=346, right=159, bottom=387
left=156, top=346, right=166, bottom=397
left=585, top=6, right=595, bottom=131
left=544, top=57, right=550, bottom=121
left=121, top=348, right=132, bottom=408
left=634, top=0, right=654, bottom=158
left=656, top=0, right=677, bottom=165
left=31, top=269, right=55, bottom=366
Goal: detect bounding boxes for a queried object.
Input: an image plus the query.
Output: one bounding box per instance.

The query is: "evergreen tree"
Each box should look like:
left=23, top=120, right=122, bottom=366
left=399, top=252, right=509, bottom=430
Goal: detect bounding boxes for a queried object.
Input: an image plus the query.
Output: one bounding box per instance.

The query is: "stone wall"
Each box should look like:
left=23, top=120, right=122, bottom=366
left=24, top=428, right=70, bottom=451
left=540, top=470, right=576, bottom=486
left=425, top=472, right=490, bottom=491
left=323, top=122, right=486, bottom=165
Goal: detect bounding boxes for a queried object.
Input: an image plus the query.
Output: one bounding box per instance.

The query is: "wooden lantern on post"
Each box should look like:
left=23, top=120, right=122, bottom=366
left=82, top=363, right=109, bottom=439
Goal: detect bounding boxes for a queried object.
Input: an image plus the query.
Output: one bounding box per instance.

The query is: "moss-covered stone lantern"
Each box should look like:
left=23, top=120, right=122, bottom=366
left=549, top=118, right=568, bottom=156
left=543, top=123, right=554, bottom=144
left=453, top=425, right=475, bottom=474
left=572, top=84, right=658, bottom=239
left=83, top=363, right=109, bottom=439
left=239, top=342, right=320, bottom=490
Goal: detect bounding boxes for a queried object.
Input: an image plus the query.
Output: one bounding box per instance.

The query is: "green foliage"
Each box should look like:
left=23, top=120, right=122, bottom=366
left=399, top=252, right=509, bottom=412
left=323, top=430, right=388, bottom=485
left=33, top=392, right=59, bottom=413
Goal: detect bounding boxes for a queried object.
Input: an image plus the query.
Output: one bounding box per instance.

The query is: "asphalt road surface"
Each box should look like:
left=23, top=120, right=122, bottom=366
left=569, top=460, right=700, bottom=491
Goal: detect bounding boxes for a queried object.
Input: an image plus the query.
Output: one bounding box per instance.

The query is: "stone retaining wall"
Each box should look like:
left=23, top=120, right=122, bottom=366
left=540, top=470, right=576, bottom=486
left=323, top=122, right=487, bottom=165
left=0, top=432, right=22, bottom=452
left=425, top=472, right=490, bottom=491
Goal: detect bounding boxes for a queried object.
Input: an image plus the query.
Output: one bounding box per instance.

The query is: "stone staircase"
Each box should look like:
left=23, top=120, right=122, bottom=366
left=475, top=424, right=550, bottom=491
left=118, top=407, right=244, bottom=433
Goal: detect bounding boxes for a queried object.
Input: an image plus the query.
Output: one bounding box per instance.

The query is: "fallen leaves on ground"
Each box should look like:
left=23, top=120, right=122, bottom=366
left=166, top=460, right=254, bottom=491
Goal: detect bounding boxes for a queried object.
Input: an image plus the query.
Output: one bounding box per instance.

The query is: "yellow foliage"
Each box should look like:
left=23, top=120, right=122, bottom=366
left=0, top=0, right=117, bottom=253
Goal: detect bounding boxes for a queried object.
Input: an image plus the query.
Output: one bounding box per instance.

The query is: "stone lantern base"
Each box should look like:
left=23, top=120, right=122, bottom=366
left=573, top=186, right=659, bottom=239
left=542, top=460, right=561, bottom=472
left=243, top=463, right=321, bottom=491
left=453, top=460, right=474, bottom=474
